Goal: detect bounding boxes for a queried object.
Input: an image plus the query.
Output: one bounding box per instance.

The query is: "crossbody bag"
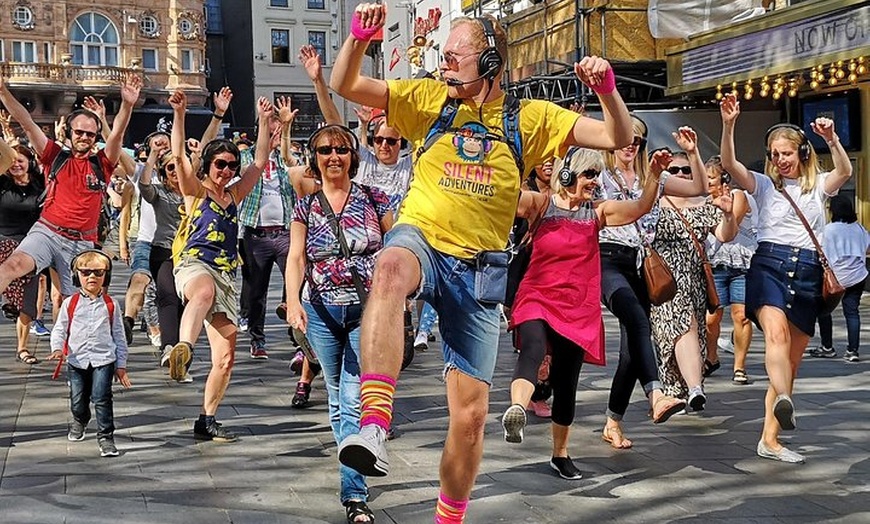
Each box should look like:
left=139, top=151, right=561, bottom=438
left=664, top=197, right=720, bottom=314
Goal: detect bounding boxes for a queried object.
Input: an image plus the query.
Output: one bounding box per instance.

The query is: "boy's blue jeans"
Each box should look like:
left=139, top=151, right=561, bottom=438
left=68, top=362, right=115, bottom=439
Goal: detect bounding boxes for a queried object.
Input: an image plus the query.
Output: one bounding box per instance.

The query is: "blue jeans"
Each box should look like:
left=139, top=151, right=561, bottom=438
left=712, top=265, right=747, bottom=307
left=417, top=302, right=438, bottom=335
left=818, top=278, right=865, bottom=351
left=303, top=301, right=367, bottom=504
left=384, top=224, right=501, bottom=383
left=68, top=362, right=115, bottom=439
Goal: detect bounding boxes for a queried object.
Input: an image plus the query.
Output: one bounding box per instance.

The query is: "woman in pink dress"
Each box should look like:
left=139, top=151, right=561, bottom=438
left=502, top=147, right=669, bottom=479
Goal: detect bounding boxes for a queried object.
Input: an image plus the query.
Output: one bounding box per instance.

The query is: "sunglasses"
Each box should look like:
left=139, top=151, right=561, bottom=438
left=163, top=163, right=176, bottom=172
left=667, top=166, right=692, bottom=175
left=77, top=268, right=106, bottom=277
left=213, top=159, right=240, bottom=171
left=373, top=136, right=399, bottom=147
left=315, top=145, right=351, bottom=156
left=580, top=169, right=600, bottom=180
left=441, top=51, right=479, bottom=68
left=72, top=129, right=98, bottom=139
left=631, top=136, right=648, bottom=149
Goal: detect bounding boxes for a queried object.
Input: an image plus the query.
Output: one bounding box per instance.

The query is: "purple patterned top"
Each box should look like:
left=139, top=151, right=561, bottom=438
left=293, top=183, right=391, bottom=305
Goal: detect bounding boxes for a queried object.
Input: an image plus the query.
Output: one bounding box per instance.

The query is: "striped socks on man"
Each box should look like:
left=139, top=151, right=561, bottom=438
left=359, top=373, right=397, bottom=430
left=434, top=492, right=468, bottom=523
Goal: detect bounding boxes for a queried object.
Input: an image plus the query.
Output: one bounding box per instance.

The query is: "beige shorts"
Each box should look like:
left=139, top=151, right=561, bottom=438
left=173, top=256, right=238, bottom=326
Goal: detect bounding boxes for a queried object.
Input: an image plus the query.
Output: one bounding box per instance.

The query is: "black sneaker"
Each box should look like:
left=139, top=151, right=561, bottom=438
left=809, top=346, right=837, bottom=358
left=193, top=418, right=238, bottom=443
left=550, top=456, right=582, bottom=480
left=844, top=349, right=859, bottom=363
left=123, top=316, right=135, bottom=345
left=291, top=381, right=311, bottom=408
left=98, top=437, right=119, bottom=457
left=68, top=420, right=85, bottom=441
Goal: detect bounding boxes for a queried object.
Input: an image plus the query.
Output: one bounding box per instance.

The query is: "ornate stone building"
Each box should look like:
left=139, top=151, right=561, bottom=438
left=0, top=0, right=208, bottom=141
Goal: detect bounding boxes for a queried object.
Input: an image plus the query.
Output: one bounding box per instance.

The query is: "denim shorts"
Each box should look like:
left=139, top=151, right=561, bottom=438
left=384, top=224, right=501, bottom=384
left=130, top=240, right=152, bottom=276
left=712, top=265, right=747, bottom=307
left=745, top=242, right=823, bottom=337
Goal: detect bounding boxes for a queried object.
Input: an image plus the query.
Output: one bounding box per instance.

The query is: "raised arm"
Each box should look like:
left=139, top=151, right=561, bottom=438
left=813, top=117, right=853, bottom=194
left=329, top=4, right=390, bottom=109
left=719, top=93, right=755, bottom=193
left=663, top=127, right=708, bottom=197
left=118, top=180, right=134, bottom=265
left=598, top=149, right=668, bottom=227
left=231, top=97, right=273, bottom=201
left=0, top=137, right=16, bottom=174
left=104, top=74, right=142, bottom=166
left=300, top=45, right=341, bottom=125
left=354, top=106, right=374, bottom=150
left=0, top=110, right=16, bottom=143
left=201, top=87, right=232, bottom=149
left=0, top=76, right=48, bottom=155
left=276, top=96, right=300, bottom=167
left=712, top=186, right=738, bottom=243
left=168, top=89, right=198, bottom=197
left=566, top=57, right=633, bottom=151
left=289, top=165, right=319, bottom=198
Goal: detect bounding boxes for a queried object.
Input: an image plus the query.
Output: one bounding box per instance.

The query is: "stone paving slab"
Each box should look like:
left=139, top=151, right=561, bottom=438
left=0, top=264, right=869, bottom=523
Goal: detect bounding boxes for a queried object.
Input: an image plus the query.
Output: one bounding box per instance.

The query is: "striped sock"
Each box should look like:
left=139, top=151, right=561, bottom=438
left=434, top=492, right=468, bottom=523
left=359, top=373, right=396, bottom=431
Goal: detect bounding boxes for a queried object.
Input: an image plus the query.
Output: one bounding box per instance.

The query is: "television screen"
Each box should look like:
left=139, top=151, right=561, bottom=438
left=800, top=90, right=861, bottom=153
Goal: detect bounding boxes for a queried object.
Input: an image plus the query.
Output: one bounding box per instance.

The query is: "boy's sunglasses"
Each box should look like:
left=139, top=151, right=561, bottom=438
left=373, top=136, right=399, bottom=146
left=667, top=166, right=692, bottom=175
left=77, top=268, right=106, bottom=277
left=315, top=146, right=351, bottom=155
left=213, top=159, right=240, bottom=170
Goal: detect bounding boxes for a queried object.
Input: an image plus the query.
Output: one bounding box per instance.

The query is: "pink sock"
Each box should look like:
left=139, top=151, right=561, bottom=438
left=434, top=492, right=468, bottom=523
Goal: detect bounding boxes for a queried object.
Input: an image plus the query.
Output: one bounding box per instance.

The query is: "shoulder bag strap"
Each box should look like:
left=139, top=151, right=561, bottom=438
left=611, top=169, right=654, bottom=249
left=515, top=194, right=551, bottom=252
left=776, top=187, right=832, bottom=269
left=315, top=189, right=369, bottom=307
left=52, top=293, right=81, bottom=380
left=663, top=197, right=713, bottom=266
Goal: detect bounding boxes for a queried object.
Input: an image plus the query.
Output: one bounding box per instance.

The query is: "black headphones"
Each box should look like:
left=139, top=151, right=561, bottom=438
left=558, top=147, right=581, bottom=187
left=70, top=249, right=113, bottom=287
left=476, top=17, right=503, bottom=82
left=200, top=139, right=241, bottom=174
left=142, top=131, right=170, bottom=156
left=12, top=144, right=39, bottom=175
left=307, top=124, right=361, bottom=179
left=765, top=123, right=811, bottom=162
left=64, top=109, right=103, bottom=141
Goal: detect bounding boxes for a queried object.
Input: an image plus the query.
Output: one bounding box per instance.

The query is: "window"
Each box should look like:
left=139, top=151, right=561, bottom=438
left=43, top=42, right=52, bottom=63
left=205, top=0, right=223, bottom=34
left=270, top=0, right=289, bottom=6
left=69, top=12, right=119, bottom=66
left=307, top=0, right=325, bottom=9
left=309, top=31, right=326, bottom=63
left=12, top=41, right=36, bottom=63
left=180, top=49, right=193, bottom=72
left=275, top=92, right=322, bottom=137
left=142, top=49, right=158, bottom=71
left=139, top=15, right=160, bottom=38
left=271, top=29, right=290, bottom=64
left=12, top=6, right=34, bottom=30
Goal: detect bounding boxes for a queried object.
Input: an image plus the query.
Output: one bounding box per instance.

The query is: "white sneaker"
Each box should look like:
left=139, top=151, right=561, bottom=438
left=177, top=372, right=193, bottom=384
left=413, top=331, right=429, bottom=350
left=718, top=332, right=734, bottom=354
left=149, top=333, right=162, bottom=348
left=338, top=425, right=389, bottom=477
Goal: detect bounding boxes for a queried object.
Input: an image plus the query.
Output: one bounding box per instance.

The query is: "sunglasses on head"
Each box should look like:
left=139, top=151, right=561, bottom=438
left=667, top=166, right=692, bottom=175
left=77, top=268, right=106, bottom=277
left=580, top=168, right=600, bottom=180
left=213, top=159, right=240, bottom=171
left=631, top=136, right=647, bottom=149
left=72, top=129, right=98, bottom=139
left=315, top=145, right=351, bottom=156
left=373, top=136, right=399, bottom=146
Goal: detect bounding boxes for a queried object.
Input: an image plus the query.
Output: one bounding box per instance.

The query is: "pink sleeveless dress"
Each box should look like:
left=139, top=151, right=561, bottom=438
left=510, top=199, right=605, bottom=366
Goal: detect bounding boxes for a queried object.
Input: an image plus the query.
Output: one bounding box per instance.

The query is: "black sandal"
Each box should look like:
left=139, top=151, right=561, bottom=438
left=16, top=350, right=38, bottom=365
left=345, top=500, right=375, bottom=523
left=702, top=359, right=720, bottom=377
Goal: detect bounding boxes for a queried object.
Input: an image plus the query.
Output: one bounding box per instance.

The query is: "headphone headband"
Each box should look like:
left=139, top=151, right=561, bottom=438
left=70, top=249, right=113, bottom=287
left=65, top=109, right=103, bottom=141
left=765, top=123, right=810, bottom=162
left=476, top=17, right=503, bottom=82
left=306, top=124, right=361, bottom=179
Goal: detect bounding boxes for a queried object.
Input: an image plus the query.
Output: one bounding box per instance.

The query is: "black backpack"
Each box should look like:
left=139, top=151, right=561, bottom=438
left=41, top=149, right=112, bottom=245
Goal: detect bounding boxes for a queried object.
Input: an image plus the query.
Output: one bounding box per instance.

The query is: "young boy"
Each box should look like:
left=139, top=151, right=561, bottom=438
left=48, top=249, right=130, bottom=457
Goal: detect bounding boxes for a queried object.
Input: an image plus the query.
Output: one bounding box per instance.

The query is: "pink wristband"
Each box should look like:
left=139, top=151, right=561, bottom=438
left=592, top=68, right=616, bottom=95
left=351, top=13, right=380, bottom=41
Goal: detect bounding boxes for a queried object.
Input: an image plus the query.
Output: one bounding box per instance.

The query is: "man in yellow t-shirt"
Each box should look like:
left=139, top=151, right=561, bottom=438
left=325, top=4, right=633, bottom=522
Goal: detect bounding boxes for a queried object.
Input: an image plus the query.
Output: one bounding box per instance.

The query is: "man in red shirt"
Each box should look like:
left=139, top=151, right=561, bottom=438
left=0, top=74, right=141, bottom=297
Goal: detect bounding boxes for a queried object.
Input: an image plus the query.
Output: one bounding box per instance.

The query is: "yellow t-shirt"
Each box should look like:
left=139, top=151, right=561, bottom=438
left=387, top=79, right=579, bottom=259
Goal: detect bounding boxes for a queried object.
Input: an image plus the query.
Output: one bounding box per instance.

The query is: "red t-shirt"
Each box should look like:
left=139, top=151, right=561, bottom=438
left=39, top=140, right=115, bottom=241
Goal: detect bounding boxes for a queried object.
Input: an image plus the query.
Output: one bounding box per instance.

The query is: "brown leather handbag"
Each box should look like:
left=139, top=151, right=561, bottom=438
left=643, top=246, right=677, bottom=305
left=665, top=197, right=721, bottom=314
left=777, top=188, right=845, bottom=316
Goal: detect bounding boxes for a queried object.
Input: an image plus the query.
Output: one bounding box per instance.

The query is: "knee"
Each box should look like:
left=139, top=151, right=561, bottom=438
left=212, top=348, right=234, bottom=374
left=186, top=282, right=215, bottom=306
left=451, top=402, right=488, bottom=443
left=372, top=250, right=417, bottom=297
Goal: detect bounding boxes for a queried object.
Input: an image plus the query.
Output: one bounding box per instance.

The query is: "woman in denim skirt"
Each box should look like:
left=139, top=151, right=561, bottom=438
left=720, top=92, right=852, bottom=463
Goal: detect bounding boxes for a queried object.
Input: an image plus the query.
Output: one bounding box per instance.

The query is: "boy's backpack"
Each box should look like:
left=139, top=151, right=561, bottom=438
left=51, top=293, right=115, bottom=380
left=171, top=189, right=206, bottom=266
left=417, top=95, right=524, bottom=177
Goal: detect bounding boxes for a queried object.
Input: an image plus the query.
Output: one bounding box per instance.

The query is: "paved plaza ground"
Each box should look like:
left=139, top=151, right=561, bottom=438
left=1, top=264, right=868, bottom=523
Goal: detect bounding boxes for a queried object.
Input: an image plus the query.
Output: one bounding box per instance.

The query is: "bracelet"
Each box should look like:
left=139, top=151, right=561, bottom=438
left=212, top=111, right=225, bottom=120
left=826, top=138, right=839, bottom=146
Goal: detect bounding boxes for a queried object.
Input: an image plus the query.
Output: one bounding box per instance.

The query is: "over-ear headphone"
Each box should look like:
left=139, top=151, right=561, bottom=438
left=765, top=123, right=810, bottom=162
left=201, top=139, right=241, bottom=174
left=558, top=147, right=581, bottom=187
left=307, top=124, right=361, bottom=179
left=70, top=249, right=113, bottom=287
left=64, top=109, right=103, bottom=141
left=12, top=144, right=39, bottom=176
left=476, top=17, right=503, bottom=82
left=369, top=117, right=408, bottom=150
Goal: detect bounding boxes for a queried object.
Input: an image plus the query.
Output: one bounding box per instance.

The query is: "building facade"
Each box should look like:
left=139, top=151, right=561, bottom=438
left=0, top=0, right=209, bottom=142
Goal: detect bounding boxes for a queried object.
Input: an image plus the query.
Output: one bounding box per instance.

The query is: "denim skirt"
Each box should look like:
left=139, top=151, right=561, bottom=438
left=745, top=242, right=823, bottom=336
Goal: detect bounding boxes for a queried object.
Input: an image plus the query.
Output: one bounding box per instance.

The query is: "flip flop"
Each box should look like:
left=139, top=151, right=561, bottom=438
left=602, top=425, right=632, bottom=449
left=652, top=395, right=686, bottom=424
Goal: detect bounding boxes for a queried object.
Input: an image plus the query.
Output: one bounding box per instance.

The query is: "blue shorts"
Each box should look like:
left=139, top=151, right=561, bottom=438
left=712, top=266, right=747, bottom=307
left=130, top=240, right=152, bottom=276
left=384, top=224, right=501, bottom=384
left=745, top=242, right=823, bottom=337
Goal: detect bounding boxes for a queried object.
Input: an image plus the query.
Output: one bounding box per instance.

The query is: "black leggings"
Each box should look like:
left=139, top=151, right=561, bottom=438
left=150, top=246, right=184, bottom=349
left=600, top=244, right=661, bottom=420
left=513, top=320, right=585, bottom=427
